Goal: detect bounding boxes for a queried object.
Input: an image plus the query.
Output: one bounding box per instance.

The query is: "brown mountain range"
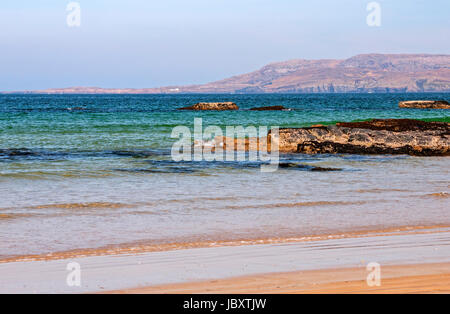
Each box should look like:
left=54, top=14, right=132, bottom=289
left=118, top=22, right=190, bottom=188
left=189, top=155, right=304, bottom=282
left=12, top=54, right=450, bottom=94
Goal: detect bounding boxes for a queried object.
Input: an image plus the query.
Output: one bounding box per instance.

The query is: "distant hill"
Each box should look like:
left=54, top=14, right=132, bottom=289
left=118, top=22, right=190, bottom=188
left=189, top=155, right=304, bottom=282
left=10, top=54, right=450, bottom=94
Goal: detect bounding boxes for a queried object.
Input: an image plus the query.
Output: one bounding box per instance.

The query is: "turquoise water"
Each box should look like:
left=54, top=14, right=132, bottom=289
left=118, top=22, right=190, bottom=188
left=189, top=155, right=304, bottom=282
left=1, top=93, right=449, bottom=151
left=0, top=93, right=449, bottom=258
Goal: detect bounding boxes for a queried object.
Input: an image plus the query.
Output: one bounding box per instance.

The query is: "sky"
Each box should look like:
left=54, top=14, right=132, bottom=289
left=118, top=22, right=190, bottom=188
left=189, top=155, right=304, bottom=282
left=0, top=0, right=449, bottom=91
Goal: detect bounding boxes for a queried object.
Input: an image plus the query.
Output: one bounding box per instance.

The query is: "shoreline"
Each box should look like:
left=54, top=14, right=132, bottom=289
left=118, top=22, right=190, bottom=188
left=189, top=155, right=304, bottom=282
left=1, top=224, right=449, bottom=264
left=1, top=226, right=449, bottom=293
left=110, top=263, right=450, bottom=294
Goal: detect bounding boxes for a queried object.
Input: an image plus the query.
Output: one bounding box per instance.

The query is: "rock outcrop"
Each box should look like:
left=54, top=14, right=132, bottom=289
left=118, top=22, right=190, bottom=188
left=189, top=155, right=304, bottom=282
left=273, top=119, right=450, bottom=156
left=250, top=106, right=288, bottom=111
left=178, top=102, right=239, bottom=111
left=399, top=100, right=450, bottom=109
left=209, top=136, right=269, bottom=152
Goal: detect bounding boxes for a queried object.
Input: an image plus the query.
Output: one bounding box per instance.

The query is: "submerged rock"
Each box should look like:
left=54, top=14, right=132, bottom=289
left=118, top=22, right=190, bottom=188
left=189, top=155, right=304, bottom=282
left=399, top=100, right=450, bottom=109
left=0, top=148, right=36, bottom=157
left=279, top=163, right=342, bottom=171
left=178, top=102, right=239, bottom=111
left=273, top=119, right=450, bottom=156
left=250, top=106, right=288, bottom=111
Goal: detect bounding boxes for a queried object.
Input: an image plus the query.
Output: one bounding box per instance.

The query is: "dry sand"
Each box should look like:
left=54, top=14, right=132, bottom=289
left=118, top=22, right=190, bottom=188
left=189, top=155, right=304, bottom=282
left=111, top=263, right=450, bottom=294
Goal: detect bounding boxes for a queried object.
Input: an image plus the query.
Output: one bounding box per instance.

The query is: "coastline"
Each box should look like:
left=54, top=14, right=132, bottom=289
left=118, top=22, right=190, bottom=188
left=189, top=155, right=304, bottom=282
left=1, top=225, right=449, bottom=294
left=1, top=224, right=448, bottom=264
left=2, top=94, right=448, bottom=265
left=2, top=0, right=449, bottom=299
left=111, top=263, right=450, bottom=294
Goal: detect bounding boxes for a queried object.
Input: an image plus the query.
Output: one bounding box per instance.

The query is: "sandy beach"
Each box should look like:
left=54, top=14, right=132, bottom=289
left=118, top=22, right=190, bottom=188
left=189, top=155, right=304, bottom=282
left=1, top=226, right=449, bottom=294
left=112, top=263, right=450, bottom=294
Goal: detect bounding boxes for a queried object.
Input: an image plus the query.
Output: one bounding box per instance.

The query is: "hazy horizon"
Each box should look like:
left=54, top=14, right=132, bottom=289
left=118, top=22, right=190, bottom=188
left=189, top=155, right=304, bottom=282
left=1, top=0, right=449, bottom=91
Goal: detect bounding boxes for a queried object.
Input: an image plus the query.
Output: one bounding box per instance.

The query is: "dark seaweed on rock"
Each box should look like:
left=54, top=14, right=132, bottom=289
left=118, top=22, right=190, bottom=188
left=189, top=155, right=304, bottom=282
left=297, top=141, right=447, bottom=157
left=336, top=119, right=450, bottom=132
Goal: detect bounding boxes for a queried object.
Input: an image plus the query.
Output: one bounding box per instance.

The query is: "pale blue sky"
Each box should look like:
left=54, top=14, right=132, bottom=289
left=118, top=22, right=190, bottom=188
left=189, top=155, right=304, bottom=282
left=0, top=0, right=449, bottom=91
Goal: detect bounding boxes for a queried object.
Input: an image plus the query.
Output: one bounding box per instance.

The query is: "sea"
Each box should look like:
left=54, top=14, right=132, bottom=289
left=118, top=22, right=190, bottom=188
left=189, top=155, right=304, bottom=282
left=0, top=93, right=449, bottom=259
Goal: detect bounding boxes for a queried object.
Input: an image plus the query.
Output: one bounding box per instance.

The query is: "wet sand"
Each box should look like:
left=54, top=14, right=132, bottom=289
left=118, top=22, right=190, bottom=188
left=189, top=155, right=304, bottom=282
left=1, top=224, right=447, bottom=264
left=1, top=227, right=449, bottom=294
left=112, top=263, right=450, bottom=294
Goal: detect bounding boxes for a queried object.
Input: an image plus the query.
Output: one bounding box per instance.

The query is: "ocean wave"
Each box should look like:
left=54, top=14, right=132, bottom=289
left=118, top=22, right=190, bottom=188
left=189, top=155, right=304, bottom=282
left=224, top=200, right=368, bottom=210
left=114, top=167, right=197, bottom=174
left=356, top=188, right=412, bottom=194
left=424, top=192, right=450, bottom=199
left=29, top=202, right=135, bottom=210
left=0, top=213, right=36, bottom=220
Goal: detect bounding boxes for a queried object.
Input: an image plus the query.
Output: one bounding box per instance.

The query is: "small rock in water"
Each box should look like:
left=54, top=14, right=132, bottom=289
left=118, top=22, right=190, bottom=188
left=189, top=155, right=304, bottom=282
left=399, top=100, right=449, bottom=109
left=249, top=106, right=288, bottom=111
left=178, top=102, right=239, bottom=111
